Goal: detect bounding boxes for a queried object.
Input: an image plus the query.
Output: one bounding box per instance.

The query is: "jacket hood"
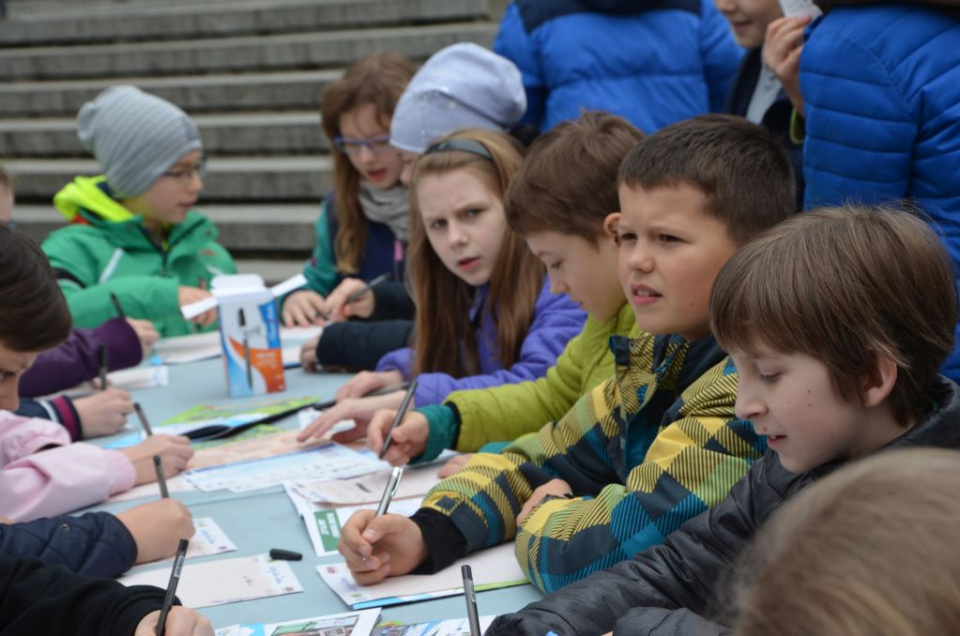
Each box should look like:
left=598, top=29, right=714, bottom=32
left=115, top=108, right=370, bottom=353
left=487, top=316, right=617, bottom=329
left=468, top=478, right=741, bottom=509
left=53, top=175, right=135, bottom=224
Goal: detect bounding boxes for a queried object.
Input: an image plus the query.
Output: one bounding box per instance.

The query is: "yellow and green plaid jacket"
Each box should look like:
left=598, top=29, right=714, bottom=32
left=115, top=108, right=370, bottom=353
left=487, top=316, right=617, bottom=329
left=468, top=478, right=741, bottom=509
left=421, top=332, right=765, bottom=593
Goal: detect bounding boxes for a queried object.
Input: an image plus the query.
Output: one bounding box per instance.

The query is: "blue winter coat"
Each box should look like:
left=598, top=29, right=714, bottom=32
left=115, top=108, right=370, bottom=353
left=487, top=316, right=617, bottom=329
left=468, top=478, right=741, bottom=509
left=493, top=0, right=743, bottom=133
left=0, top=512, right=137, bottom=579
left=800, top=3, right=960, bottom=379
left=376, top=279, right=587, bottom=406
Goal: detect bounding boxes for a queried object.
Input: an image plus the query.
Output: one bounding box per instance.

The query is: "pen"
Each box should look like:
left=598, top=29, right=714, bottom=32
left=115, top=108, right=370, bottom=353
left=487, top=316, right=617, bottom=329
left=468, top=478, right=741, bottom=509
left=310, top=381, right=411, bottom=411
left=346, top=273, right=390, bottom=304
left=153, top=454, right=169, bottom=498
left=239, top=308, right=252, bottom=390
left=375, top=466, right=404, bottom=517
left=133, top=402, right=154, bottom=437
left=110, top=292, right=126, bottom=320
left=378, top=379, right=418, bottom=460
left=97, top=344, right=108, bottom=391
left=156, top=538, right=189, bottom=635
left=462, top=564, right=482, bottom=636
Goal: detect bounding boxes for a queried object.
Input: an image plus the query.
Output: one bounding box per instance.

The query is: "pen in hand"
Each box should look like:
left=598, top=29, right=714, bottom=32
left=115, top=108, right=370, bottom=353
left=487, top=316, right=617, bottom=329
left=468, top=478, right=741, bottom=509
left=134, top=402, right=154, bottom=437
left=378, top=379, right=418, bottom=460
left=375, top=466, right=404, bottom=517
left=156, top=538, right=189, bottom=635
left=462, top=564, right=482, bottom=636
left=153, top=454, right=169, bottom=499
left=110, top=292, right=126, bottom=320
left=345, top=273, right=390, bottom=304
left=97, top=344, right=108, bottom=391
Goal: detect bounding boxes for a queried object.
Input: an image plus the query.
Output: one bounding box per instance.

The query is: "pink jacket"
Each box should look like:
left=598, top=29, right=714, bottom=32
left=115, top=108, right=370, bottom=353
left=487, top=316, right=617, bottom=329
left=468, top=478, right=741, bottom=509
left=0, top=411, right=136, bottom=522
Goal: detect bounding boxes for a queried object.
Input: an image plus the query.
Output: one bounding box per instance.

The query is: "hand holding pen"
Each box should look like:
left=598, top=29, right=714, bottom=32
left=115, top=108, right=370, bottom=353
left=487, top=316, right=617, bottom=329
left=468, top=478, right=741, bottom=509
left=322, top=274, right=389, bottom=322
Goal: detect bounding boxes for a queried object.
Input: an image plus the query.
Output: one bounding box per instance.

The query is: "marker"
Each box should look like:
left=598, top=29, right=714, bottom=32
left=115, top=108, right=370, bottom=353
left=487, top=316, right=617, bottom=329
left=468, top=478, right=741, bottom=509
left=96, top=344, right=108, bottom=391
left=153, top=455, right=169, bottom=499
left=462, top=564, right=482, bottom=636
left=133, top=402, right=154, bottom=437
left=375, top=466, right=404, bottom=517
left=346, top=273, right=390, bottom=304
left=269, top=548, right=303, bottom=561
left=378, top=379, right=418, bottom=460
left=238, top=308, right=252, bottom=390
left=109, top=292, right=126, bottom=320
left=156, top=538, right=189, bottom=635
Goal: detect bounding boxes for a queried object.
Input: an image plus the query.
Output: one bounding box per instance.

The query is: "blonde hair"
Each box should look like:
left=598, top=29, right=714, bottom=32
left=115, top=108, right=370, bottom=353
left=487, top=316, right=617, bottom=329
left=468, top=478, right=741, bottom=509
left=407, top=129, right=542, bottom=377
left=730, top=449, right=960, bottom=636
left=320, top=51, right=416, bottom=274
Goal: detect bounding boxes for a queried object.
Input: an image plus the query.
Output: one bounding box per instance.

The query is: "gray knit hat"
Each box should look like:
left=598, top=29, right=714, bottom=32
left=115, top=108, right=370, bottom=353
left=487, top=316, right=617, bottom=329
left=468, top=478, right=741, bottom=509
left=390, top=43, right=526, bottom=154
left=77, top=85, right=202, bottom=198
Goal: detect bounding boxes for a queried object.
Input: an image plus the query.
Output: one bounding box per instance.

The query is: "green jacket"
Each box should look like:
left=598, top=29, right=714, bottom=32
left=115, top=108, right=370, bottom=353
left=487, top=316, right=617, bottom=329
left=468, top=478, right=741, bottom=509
left=416, top=303, right=638, bottom=460
left=43, top=176, right=236, bottom=337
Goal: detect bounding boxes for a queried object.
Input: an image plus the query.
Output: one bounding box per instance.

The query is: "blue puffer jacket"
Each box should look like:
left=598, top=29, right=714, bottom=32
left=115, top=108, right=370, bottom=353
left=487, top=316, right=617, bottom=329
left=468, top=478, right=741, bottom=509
left=0, top=512, right=137, bottom=579
left=376, top=278, right=587, bottom=407
left=800, top=3, right=960, bottom=380
left=493, top=0, right=743, bottom=133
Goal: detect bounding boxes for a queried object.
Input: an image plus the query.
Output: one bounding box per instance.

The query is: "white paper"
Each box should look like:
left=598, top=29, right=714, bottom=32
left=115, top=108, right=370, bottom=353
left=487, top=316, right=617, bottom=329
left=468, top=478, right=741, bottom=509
left=119, top=554, right=302, bottom=608
left=318, top=543, right=526, bottom=609
left=271, top=273, right=308, bottom=298
left=297, top=407, right=356, bottom=435
left=154, top=332, right=222, bottom=364
left=777, top=0, right=822, bottom=18
left=180, top=273, right=307, bottom=320
left=105, top=475, right=195, bottom=503
left=124, top=517, right=236, bottom=570
left=294, top=465, right=441, bottom=506
left=107, top=365, right=169, bottom=390
left=216, top=608, right=381, bottom=636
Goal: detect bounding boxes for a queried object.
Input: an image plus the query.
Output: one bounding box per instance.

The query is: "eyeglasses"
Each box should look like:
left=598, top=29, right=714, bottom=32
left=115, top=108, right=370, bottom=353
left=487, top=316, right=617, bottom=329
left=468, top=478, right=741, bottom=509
left=161, top=158, right=207, bottom=184
left=333, top=135, right=394, bottom=156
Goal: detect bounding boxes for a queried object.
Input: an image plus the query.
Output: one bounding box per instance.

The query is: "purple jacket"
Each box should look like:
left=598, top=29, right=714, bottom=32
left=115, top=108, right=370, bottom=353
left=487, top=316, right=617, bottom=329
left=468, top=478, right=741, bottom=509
left=376, top=278, right=586, bottom=406
left=19, top=318, right=142, bottom=398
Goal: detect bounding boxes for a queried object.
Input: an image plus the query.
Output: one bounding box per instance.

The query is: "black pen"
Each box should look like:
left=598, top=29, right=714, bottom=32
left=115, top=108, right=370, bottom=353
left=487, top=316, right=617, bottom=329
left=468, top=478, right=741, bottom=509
left=378, top=379, right=418, bottom=460
left=346, top=273, right=390, bottom=304
left=238, top=308, right=252, bottom=390
left=462, top=564, right=482, bottom=636
left=110, top=292, right=126, bottom=320
left=375, top=466, right=404, bottom=517
left=133, top=402, right=154, bottom=437
left=97, top=344, right=108, bottom=391
left=156, top=538, right=189, bottom=635
left=153, top=455, right=169, bottom=498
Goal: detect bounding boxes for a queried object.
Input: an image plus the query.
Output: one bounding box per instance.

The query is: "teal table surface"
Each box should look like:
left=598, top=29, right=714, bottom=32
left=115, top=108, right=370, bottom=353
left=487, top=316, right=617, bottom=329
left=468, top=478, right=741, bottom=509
left=86, top=356, right=543, bottom=629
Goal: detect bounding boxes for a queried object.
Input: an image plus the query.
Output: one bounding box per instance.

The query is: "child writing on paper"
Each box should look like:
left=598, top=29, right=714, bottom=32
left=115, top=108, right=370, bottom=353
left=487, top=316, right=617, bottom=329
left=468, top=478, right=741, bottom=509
left=283, top=52, right=417, bottom=328
left=298, top=129, right=586, bottom=441
left=41, top=85, right=234, bottom=337
left=0, top=226, right=194, bottom=522
left=488, top=205, right=960, bottom=635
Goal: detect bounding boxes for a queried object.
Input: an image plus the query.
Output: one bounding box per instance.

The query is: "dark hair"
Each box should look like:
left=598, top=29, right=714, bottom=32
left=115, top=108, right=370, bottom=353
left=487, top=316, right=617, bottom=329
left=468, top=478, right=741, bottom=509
left=505, top=111, right=644, bottom=240
left=618, top=114, right=795, bottom=245
left=0, top=226, right=72, bottom=351
left=711, top=204, right=957, bottom=425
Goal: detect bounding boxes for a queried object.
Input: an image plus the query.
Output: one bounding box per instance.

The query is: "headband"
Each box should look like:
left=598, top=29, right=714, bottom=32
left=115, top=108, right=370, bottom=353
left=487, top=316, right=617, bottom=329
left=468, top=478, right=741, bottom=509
left=423, top=138, right=493, bottom=162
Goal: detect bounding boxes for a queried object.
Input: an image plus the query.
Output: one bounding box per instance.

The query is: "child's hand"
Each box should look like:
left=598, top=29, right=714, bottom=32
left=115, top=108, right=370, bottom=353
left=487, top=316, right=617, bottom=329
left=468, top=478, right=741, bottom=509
left=517, top=478, right=573, bottom=526
left=296, top=392, right=407, bottom=443
left=338, top=510, right=428, bottom=585
left=126, top=319, right=159, bottom=358
left=283, top=290, right=327, bottom=327
left=116, top=498, right=195, bottom=564
left=120, top=435, right=193, bottom=486
left=335, top=370, right=405, bottom=401
left=437, top=453, right=473, bottom=478
left=764, top=15, right=812, bottom=116
left=366, top=409, right=430, bottom=466
left=323, top=277, right=376, bottom=322
left=300, top=336, right=320, bottom=372
left=135, top=608, right=213, bottom=636
left=178, top=286, right=217, bottom=327
left=75, top=388, right=134, bottom=438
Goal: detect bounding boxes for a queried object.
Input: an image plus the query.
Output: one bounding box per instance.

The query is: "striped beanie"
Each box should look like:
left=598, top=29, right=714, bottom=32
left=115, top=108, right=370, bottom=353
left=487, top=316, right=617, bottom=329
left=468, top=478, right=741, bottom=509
left=77, top=85, right=202, bottom=198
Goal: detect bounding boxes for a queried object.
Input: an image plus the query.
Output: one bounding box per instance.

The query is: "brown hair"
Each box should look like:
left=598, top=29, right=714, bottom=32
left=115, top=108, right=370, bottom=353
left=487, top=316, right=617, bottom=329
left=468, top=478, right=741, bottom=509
left=711, top=205, right=957, bottom=426
left=730, top=449, right=960, bottom=636
left=408, top=129, right=541, bottom=377
left=0, top=165, right=11, bottom=190
left=618, top=114, right=796, bottom=245
left=0, top=226, right=72, bottom=352
left=505, top=111, right=644, bottom=240
left=320, top=51, right=417, bottom=274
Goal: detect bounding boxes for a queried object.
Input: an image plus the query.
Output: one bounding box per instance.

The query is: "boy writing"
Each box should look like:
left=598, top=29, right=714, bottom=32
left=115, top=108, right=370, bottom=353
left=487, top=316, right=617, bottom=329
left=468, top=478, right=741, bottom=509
left=338, top=115, right=797, bottom=593
left=487, top=205, right=960, bottom=634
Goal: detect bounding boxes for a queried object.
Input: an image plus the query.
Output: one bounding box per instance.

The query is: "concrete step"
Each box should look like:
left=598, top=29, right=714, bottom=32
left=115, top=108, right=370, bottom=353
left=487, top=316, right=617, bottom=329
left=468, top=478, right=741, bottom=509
left=5, top=156, right=332, bottom=202
left=0, top=0, right=492, bottom=46
left=0, top=111, right=328, bottom=157
left=0, top=70, right=341, bottom=118
left=0, top=22, right=496, bottom=81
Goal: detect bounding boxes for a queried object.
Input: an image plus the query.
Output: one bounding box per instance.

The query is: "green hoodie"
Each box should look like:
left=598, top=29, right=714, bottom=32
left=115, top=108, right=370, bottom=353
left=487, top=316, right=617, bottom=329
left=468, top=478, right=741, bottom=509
left=43, top=176, right=236, bottom=337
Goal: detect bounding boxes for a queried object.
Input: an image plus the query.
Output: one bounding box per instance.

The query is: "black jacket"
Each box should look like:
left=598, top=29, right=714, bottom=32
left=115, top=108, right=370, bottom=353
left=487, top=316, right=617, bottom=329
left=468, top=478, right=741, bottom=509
left=488, top=376, right=960, bottom=635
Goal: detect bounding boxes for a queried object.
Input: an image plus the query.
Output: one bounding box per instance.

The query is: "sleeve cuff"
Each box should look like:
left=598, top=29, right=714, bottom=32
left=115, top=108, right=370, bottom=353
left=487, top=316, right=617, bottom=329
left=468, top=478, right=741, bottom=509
left=104, top=450, right=137, bottom=495
left=48, top=396, right=82, bottom=441
left=409, top=508, right=468, bottom=574
left=412, top=404, right=458, bottom=464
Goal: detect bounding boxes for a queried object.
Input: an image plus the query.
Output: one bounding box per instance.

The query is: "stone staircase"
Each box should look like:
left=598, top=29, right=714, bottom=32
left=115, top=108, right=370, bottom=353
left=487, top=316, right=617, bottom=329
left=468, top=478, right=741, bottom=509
left=0, top=0, right=502, bottom=283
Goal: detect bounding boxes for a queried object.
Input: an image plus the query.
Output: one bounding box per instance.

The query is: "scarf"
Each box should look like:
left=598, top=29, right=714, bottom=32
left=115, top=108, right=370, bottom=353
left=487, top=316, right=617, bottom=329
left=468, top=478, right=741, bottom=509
left=358, top=182, right=410, bottom=243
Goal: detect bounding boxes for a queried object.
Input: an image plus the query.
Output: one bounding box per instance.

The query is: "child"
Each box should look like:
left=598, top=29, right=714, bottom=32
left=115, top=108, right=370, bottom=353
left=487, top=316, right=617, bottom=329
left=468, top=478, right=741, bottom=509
left=731, top=449, right=960, bottom=636
left=0, top=225, right=194, bottom=522
left=283, top=52, right=417, bottom=328
left=41, top=85, right=234, bottom=337
left=486, top=205, right=960, bottom=635
left=335, top=115, right=796, bottom=594
left=361, top=111, right=644, bottom=470
left=298, top=129, right=586, bottom=441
